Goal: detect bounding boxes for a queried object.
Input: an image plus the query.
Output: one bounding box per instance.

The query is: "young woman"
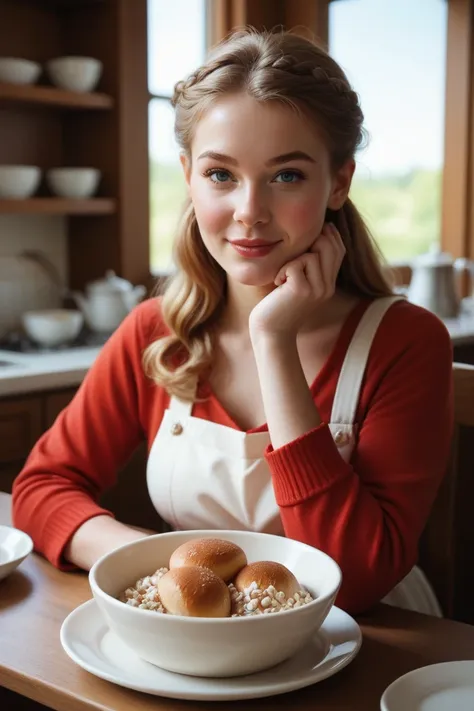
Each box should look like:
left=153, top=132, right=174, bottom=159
left=12, top=28, right=453, bottom=616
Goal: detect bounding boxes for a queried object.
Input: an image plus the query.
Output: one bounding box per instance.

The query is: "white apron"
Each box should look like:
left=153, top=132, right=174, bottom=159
left=146, top=296, right=441, bottom=617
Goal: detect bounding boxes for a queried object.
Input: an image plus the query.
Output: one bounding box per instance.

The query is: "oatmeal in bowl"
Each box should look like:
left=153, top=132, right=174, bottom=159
left=89, top=530, right=342, bottom=677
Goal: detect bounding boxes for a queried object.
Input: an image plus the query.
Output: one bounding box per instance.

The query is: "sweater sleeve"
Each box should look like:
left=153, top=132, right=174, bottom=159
left=11, top=300, right=157, bottom=569
left=265, top=308, right=454, bottom=615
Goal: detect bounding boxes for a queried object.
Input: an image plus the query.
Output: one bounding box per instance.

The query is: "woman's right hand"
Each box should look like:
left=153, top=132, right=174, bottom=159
left=64, top=515, right=152, bottom=571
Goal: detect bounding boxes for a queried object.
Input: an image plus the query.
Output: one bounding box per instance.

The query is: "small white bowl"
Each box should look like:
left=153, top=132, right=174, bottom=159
left=0, top=525, right=33, bottom=581
left=22, top=309, right=84, bottom=348
left=46, top=167, right=101, bottom=199
left=0, top=165, right=42, bottom=199
left=89, top=530, right=342, bottom=678
left=0, top=58, right=41, bottom=85
left=46, top=56, right=102, bottom=93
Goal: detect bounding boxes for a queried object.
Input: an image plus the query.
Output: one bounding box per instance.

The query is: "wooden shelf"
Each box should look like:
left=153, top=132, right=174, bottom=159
left=0, top=83, right=113, bottom=110
left=0, top=198, right=116, bottom=215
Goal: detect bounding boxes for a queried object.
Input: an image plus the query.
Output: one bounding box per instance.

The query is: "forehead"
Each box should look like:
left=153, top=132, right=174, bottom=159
left=191, top=92, right=326, bottom=160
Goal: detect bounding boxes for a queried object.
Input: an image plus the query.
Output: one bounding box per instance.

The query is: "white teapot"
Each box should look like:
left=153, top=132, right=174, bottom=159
left=72, top=270, right=147, bottom=333
left=407, top=249, right=474, bottom=319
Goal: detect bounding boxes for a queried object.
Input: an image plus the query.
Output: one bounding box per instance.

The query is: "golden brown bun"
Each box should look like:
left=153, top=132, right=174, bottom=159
left=234, top=561, right=300, bottom=598
left=169, top=538, right=247, bottom=582
left=157, top=566, right=231, bottom=618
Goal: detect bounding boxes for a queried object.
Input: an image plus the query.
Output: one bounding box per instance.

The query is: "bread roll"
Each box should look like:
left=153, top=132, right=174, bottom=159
left=157, top=566, right=231, bottom=618
left=169, top=538, right=247, bottom=582
left=234, top=561, right=300, bottom=598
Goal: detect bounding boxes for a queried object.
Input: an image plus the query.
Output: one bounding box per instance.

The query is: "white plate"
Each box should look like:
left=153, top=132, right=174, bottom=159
left=0, top=524, right=33, bottom=581
left=381, top=661, right=474, bottom=710
left=60, top=599, right=361, bottom=701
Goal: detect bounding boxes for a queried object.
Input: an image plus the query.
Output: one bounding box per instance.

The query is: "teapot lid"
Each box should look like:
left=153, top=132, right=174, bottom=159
left=412, top=247, right=454, bottom=268
left=88, top=270, right=133, bottom=293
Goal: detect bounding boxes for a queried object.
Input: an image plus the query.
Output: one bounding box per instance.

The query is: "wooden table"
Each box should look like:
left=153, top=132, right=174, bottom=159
left=2, top=491, right=474, bottom=711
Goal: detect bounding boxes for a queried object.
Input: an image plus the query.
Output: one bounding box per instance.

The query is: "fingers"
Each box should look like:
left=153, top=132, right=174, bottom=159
left=312, top=223, right=345, bottom=291
left=274, top=223, right=345, bottom=293
left=311, top=222, right=345, bottom=258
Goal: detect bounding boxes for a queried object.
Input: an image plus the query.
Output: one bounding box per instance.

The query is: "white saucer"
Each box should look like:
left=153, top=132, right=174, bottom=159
left=381, top=661, right=474, bottom=710
left=60, top=599, right=362, bottom=701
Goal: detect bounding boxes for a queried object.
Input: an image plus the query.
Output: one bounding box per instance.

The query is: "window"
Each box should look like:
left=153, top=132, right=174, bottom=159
left=329, top=0, right=448, bottom=262
left=147, top=0, right=207, bottom=274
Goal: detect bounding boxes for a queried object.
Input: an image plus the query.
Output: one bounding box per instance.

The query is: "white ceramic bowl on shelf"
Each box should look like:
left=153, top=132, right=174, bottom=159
left=46, top=168, right=101, bottom=199
left=46, top=56, right=102, bottom=93
left=0, top=58, right=41, bottom=85
left=89, top=529, right=342, bottom=678
left=0, top=165, right=42, bottom=199
left=22, top=309, right=84, bottom=348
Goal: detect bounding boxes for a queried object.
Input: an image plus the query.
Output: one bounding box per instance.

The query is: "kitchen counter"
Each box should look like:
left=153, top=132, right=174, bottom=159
left=1, top=310, right=474, bottom=399
left=0, top=346, right=101, bottom=397
left=444, top=312, right=474, bottom=346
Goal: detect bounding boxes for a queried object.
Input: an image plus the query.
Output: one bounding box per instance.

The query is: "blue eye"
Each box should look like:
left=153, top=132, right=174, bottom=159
left=275, top=170, right=303, bottom=183
left=204, top=169, right=231, bottom=183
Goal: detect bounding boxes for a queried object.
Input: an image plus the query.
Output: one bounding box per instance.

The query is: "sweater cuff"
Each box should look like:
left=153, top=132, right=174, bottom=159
left=42, top=495, right=115, bottom=570
left=265, top=423, right=351, bottom=506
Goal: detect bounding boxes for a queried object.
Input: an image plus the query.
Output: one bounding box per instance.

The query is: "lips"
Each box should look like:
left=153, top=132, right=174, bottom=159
left=228, top=239, right=280, bottom=258
left=230, top=239, right=277, bottom=248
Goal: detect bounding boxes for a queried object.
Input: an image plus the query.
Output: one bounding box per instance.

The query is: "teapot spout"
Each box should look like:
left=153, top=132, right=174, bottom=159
left=71, top=291, right=90, bottom=319
left=123, top=285, right=147, bottom=312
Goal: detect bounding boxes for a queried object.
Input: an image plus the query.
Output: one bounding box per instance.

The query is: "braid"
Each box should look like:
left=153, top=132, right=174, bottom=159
left=173, top=50, right=359, bottom=108
left=271, top=55, right=358, bottom=103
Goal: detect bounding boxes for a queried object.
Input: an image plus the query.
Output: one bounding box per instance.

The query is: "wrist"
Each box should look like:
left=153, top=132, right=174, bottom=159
left=250, top=330, right=299, bottom=360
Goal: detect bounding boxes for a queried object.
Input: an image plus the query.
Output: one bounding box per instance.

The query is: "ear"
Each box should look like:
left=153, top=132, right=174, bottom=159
left=180, top=152, right=192, bottom=189
left=327, top=158, right=355, bottom=210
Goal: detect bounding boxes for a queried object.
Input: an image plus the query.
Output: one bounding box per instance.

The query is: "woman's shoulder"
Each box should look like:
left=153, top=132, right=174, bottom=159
left=384, top=297, right=451, bottom=341
left=372, top=296, right=452, bottom=363
left=128, top=296, right=169, bottom=347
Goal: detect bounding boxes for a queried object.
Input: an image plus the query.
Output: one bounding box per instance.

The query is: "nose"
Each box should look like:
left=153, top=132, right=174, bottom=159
left=233, top=183, right=271, bottom=227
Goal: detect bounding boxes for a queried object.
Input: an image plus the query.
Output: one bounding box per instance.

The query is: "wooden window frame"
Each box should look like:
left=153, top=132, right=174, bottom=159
left=125, top=0, right=468, bottom=287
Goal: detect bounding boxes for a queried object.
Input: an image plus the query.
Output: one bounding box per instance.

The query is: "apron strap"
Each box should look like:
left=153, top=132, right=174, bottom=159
left=330, top=296, right=405, bottom=425
left=168, top=379, right=198, bottom=418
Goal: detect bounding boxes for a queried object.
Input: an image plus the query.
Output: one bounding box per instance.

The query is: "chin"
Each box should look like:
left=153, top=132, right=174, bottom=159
left=227, top=263, right=277, bottom=287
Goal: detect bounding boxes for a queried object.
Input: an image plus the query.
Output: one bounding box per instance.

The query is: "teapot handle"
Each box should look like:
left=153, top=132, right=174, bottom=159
left=454, top=257, right=474, bottom=273
left=454, top=257, right=474, bottom=298
left=20, top=250, right=68, bottom=299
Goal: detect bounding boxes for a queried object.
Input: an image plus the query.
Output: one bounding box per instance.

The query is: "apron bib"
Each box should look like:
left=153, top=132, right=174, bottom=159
left=146, top=296, right=441, bottom=617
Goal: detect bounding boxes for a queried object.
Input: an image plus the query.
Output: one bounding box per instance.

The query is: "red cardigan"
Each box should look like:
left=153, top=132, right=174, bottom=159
left=11, top=297, right=454, bottom=614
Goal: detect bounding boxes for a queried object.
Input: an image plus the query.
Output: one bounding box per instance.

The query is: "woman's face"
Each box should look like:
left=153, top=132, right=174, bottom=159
left=182, top=93, right=353, bottom=287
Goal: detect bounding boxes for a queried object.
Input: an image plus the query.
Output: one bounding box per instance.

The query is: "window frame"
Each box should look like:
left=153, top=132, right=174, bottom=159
left=141, top=0, right=467, bottom=284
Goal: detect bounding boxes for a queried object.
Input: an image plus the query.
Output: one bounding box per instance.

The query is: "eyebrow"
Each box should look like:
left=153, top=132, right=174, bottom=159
left=197, top=150, right=316, bottom=166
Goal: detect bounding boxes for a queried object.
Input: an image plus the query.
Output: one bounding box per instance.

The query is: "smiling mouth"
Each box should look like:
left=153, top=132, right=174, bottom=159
left=228, top=239, right=281, bottom=259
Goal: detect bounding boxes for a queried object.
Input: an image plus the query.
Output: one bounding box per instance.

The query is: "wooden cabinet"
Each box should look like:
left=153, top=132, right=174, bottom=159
left=0, top=396, right=42, bottom=465
left=0, top=384, right=166, bottom=532
left=44, top=387, right=77, bottom=428
left=0, top=0, right=150, bottom=290
left=0, top=390, right=66, bottom=490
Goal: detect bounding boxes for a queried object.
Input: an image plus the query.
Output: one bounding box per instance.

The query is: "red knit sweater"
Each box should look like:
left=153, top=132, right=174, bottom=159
left=11, top=297, right=453, bottom=614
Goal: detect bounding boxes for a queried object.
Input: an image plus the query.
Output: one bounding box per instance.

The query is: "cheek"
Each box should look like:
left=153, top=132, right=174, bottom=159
left=191, top=184, right=229, bottom=235
left=282, top=198, right=326, bottom=235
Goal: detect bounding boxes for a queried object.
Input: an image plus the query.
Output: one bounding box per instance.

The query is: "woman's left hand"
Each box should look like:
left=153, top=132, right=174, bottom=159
left=249, top=222, right=346, bottom=339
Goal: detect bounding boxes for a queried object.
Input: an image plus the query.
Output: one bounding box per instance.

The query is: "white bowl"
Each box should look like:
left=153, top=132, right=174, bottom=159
left=89, top=530, right=342, bottom=678
left=0, top=525, right=33, bottom=581
left=46, top=168, right=101, bottom=199
left=0, top=58, right=41, bottom=85
left=22, top=309, right=84, bottom=348
left=46, top=56, right=102, bottom=93
left=0, top=165, right=41, bottom=199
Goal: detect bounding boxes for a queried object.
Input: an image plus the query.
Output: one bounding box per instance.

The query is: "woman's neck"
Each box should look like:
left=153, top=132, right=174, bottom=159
left=219, top=279, right=359, bottom=336
left=220, top=280, right=274, bottom=333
